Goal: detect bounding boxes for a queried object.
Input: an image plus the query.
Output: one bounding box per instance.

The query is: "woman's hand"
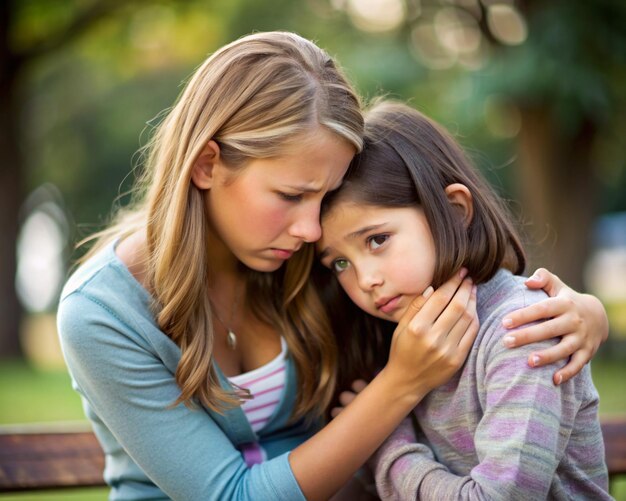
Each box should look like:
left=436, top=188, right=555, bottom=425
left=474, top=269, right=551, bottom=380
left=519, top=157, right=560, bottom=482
left=291, top=271, right=477, bottom=501
left=381, top=269, right=479, bottom=401
left=501, top=268, right=609, bottom=385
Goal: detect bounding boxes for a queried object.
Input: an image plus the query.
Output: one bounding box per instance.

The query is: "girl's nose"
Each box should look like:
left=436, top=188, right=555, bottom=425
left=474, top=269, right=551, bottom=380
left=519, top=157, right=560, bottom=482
left=357, top=265, right=383, bottom=291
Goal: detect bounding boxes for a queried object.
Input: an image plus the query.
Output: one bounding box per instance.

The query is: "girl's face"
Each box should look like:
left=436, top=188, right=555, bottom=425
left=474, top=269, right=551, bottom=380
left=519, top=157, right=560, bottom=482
left=204, top=127, right=355, bottom=272
left=318, top=202, right=437, bottom=323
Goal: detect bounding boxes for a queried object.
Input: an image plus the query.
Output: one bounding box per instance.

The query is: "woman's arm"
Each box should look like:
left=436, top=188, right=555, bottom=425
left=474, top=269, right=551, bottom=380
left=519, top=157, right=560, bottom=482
left=290, top=271, right=479, bottom=501
left=59, top=271, right=477, bottom=501
left=58, top=291, right=304, bottom=500
left=502, top=268, right=608, bottom=384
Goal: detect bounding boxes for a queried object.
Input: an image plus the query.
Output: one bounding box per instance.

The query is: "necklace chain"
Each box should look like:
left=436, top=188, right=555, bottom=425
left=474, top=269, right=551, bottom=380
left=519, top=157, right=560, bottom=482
left=209, top=282, right=243, bottom=351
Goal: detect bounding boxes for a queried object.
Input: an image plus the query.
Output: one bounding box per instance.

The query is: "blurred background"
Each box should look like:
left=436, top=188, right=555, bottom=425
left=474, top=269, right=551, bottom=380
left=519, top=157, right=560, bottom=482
left=1, top=0, right=625, bottom=499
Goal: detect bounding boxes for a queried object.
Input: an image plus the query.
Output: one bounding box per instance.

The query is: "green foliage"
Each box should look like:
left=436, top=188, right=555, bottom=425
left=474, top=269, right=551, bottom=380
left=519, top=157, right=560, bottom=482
left=12, top=0, right=626, bottom=241
left=473, top=0, right=626, bottom=135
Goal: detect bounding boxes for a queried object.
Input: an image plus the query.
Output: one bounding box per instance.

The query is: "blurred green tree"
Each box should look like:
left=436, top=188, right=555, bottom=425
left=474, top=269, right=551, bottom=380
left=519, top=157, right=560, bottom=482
left=1, top=0, right=137, bottom=357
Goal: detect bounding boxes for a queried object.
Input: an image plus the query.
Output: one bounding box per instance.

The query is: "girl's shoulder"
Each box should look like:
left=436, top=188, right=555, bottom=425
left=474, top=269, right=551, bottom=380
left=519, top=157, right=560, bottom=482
left=477, top=269, right=548, bottom=320
left=474, top=269, right=549, bottom=351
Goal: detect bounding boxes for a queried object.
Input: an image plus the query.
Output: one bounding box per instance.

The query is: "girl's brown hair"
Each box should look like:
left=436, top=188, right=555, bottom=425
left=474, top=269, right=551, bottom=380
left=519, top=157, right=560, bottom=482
left=318, top=99, right=526, bottom=390
left=323, top=99, right=525, bottom=287
left=80, top=32, right=364, bottom=419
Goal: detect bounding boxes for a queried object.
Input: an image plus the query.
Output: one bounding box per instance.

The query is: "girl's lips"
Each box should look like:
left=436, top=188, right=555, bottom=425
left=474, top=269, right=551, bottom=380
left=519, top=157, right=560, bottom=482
left=378, top=295, right=401, bottom=314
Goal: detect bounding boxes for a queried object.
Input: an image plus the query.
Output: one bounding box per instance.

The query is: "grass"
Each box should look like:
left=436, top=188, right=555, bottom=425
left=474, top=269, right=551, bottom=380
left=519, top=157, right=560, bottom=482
left=1, top=356, right=625, bottom=500
left=0, top=489, right=107, bottom=501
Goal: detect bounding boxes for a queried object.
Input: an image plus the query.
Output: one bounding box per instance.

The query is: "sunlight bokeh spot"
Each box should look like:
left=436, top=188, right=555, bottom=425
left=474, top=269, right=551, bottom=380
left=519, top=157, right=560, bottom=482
left=347, top=0, right=406, bottom=33
left=434, top=7, right=482, bottom=55
left=487, top=4, right=527, bottom=46
left=17, top=203, right=67, bottom=313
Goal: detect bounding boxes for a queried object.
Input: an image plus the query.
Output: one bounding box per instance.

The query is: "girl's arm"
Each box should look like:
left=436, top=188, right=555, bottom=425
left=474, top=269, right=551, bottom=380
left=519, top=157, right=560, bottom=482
left=372, top=300, right=607, bottom=500
left=504, top=268, right=608, bottom=384
left=290, top=271, right=479, bottom=501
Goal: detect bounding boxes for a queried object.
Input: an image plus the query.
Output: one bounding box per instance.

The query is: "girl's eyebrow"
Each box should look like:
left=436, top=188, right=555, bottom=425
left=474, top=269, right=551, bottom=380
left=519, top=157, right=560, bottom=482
left=318, top=222, right=386, bottom=260
left=345, top=222, right=386, bottom=241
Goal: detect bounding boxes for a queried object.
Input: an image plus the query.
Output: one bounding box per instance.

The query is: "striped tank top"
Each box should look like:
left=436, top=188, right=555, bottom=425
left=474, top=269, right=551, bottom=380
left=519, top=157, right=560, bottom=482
left=228, top=337, right=287, bottom=433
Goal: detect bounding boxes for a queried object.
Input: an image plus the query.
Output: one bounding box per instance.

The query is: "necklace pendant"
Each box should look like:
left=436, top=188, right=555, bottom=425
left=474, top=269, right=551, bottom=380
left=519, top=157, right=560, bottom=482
left=226, top=329, right=237, bottom=350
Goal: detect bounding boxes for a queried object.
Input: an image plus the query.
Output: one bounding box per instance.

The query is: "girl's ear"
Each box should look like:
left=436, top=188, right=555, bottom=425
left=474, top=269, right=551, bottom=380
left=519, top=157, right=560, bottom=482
left=445, top=183, right=473, bottom=227
left=191, top=140, right=221, bottom=190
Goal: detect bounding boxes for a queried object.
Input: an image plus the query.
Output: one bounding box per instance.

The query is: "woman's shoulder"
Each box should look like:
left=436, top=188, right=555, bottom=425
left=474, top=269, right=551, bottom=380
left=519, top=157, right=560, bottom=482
left=59, top=235, right=153, bottom=326
left=57, top=236, right=167, bottom=362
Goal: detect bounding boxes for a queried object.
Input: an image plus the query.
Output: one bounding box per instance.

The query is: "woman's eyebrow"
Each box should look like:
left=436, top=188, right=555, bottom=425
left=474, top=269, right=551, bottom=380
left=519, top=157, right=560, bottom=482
left=284, top=184, right=322, bottom=193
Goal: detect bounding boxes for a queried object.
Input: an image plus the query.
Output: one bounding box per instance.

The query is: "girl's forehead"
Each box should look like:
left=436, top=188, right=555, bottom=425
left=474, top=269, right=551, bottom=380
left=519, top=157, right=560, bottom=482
left=318, top=203, right=388, bottom=250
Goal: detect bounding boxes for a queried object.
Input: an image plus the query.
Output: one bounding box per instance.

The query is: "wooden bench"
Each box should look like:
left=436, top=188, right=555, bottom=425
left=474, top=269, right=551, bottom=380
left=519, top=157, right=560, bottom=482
left=0, top=422, right=105, bottom=492
left=1, top=418, right=625, bottom=493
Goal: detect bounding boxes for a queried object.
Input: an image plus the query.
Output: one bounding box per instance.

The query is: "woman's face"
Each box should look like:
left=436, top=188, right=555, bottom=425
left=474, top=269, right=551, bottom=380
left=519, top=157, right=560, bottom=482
left=317, top=202, right=437, bottom=323
left=205, top=127, right=355, bottom=272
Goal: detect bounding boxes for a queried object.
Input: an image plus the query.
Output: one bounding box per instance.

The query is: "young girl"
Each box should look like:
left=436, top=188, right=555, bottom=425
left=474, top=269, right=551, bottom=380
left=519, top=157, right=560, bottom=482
left=317, top=101, right=610, bottom=500
left=57, top=32, right=607, bottom=500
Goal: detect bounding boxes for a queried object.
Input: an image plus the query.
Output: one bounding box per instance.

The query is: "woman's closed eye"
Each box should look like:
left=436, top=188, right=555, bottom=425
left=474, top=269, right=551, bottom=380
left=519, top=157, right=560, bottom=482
left=277, top=191, right=303, bottom=202
left=367, top=234, right=389, bottom=250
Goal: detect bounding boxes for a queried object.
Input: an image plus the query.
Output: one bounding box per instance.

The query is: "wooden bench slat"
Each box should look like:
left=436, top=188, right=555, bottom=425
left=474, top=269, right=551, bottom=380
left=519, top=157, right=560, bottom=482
left=0, top=432, right=105, bottom=491
left=1, top=418, right=624, bottom=492
left=601, top=418, right=626, bottom=477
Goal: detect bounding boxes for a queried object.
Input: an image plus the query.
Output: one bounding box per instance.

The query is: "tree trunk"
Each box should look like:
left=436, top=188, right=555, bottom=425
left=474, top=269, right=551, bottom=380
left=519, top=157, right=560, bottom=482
left=516, top=107, right=597, bottom=291
left=0, top=1, right=24, bottom=358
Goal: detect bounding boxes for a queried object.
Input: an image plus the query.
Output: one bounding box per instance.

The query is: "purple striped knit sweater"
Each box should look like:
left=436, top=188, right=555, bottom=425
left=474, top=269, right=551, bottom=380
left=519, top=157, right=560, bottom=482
left=372, top=269, right=610, bottom=500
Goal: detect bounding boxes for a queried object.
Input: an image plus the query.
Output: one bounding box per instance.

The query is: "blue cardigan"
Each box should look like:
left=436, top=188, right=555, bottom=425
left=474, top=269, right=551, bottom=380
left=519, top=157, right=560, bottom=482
left=57, top=242, right=314, bottom=500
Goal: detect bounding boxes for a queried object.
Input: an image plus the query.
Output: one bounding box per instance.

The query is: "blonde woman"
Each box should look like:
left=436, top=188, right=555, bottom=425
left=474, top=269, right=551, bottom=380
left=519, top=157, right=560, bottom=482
left=57, top=32, right=607, bottom=501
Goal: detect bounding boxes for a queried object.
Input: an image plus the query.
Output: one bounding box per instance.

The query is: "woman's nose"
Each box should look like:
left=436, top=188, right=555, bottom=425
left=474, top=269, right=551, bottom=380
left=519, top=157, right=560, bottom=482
left=289, top=206, right=322, bottom=243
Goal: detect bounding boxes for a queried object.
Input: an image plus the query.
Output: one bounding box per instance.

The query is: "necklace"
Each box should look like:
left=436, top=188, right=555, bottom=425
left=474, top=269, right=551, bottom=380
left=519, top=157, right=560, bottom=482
left=209, top=283, right=243, bottom=351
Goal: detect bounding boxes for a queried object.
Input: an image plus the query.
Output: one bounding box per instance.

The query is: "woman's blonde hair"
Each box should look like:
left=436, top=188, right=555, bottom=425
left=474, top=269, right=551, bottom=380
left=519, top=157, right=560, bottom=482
left=81, top=32, right=364, bottom=419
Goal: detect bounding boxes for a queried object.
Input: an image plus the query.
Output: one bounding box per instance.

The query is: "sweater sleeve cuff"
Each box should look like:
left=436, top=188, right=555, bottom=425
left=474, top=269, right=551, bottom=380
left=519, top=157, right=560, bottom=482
left=256, top=451, right=306, bottom=501
left=374, top=442, right=447, bottom=500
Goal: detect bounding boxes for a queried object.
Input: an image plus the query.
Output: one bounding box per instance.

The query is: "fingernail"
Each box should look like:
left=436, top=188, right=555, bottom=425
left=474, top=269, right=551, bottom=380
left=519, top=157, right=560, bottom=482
left=423, top=286, right=434, bottom=298
left=555, top=373, right=563, bottom=385
left=529, top=272, right=541, bottom=281
left=502, top=317, right=513, bottom=328
left=503, top=336, right=515, bottom=348
left=530, top=355, right=540, bottom=367
left=472, top=285, right=477, bottom=295
left=459, top=267, right=468, bottom=278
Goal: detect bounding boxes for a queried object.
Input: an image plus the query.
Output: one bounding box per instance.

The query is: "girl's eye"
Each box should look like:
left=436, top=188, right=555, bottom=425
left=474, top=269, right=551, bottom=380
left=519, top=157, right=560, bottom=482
left=278, top=192, right=303, bottom=202
left=332, top=258, right=350, bottom=274
left=368, top=234, right=389, bottom=250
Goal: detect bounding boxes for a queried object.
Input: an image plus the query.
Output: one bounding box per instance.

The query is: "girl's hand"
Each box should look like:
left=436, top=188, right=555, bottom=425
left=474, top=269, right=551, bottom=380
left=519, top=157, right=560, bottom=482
left=331, top=379, right=368, bottom=418
left=501, top=268, right=609, bottom=385
left=382, top=269, right=479, bottom=400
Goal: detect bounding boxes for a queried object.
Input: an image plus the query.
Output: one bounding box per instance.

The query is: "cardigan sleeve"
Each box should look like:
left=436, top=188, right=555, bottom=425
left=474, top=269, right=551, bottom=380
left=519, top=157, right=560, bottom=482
left=57, top=290, right=306, bottom=501
left=371, top=325, right=584, bottom=500
left=371, top=417, right=448, bottom=500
